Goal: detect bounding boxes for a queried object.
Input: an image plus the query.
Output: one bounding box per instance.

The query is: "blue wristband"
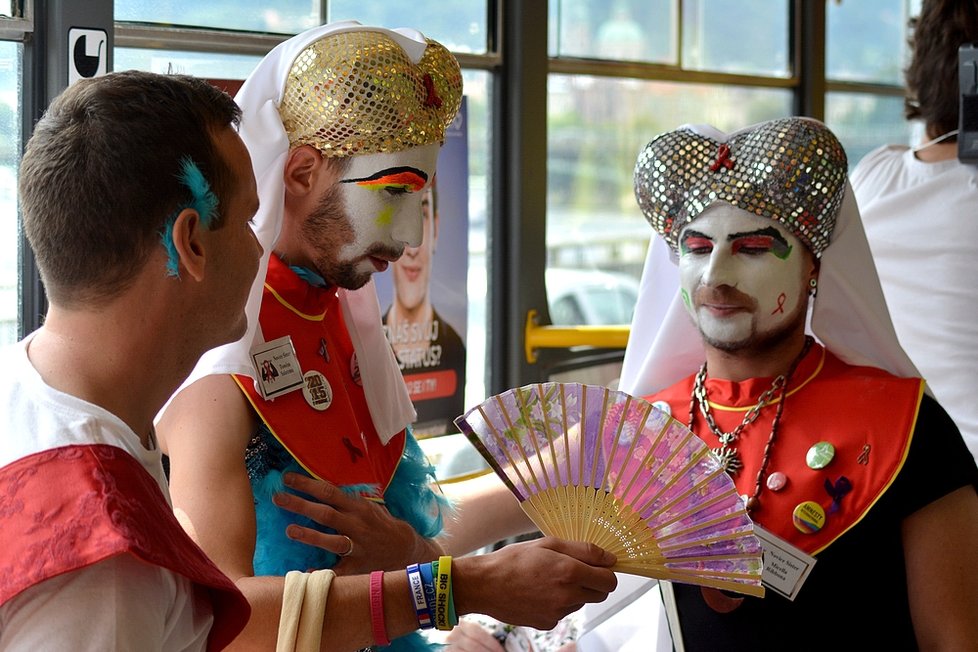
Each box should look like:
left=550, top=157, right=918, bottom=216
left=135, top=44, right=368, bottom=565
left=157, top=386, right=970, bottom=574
left=418, top=562, right=438, bottom=629
left=405, top=563, right=431, bottom=629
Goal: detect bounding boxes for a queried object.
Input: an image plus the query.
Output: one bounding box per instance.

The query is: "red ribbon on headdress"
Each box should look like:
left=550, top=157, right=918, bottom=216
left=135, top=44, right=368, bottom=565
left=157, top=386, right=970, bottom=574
left=710, top=143, right=735, bottom=171
left=423, top=73, right=443, bottom=108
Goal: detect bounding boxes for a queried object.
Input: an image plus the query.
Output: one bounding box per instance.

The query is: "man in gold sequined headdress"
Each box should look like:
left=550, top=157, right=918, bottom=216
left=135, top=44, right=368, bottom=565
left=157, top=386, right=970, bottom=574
left=157, top=21, right=618, bottom=652
left=578, top=116, right=978, bottom=651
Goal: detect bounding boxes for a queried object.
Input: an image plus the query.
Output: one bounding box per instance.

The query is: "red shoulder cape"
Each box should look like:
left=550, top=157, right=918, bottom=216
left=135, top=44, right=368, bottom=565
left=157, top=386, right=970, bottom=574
left=0, top=444, right=249, bottom=651
left=235, top=255, right=405, bottom=495
left=649, top=345, right=923, bottom=554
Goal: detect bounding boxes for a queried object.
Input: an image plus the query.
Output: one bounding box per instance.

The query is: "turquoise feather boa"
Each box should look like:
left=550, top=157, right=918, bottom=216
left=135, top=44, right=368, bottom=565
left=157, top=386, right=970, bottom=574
left=250, top=426, right=449, bottom=651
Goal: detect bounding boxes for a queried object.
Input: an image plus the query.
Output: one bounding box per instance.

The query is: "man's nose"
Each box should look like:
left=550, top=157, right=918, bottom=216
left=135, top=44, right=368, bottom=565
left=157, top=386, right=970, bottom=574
left=390, top=206, right=424, bottom=248
left=701, top=250, right=737, bottom=288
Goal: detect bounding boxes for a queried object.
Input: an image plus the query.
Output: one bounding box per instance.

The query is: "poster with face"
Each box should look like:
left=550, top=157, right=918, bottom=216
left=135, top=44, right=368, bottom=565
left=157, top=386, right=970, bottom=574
left=376, top=98, right=469, bottom=437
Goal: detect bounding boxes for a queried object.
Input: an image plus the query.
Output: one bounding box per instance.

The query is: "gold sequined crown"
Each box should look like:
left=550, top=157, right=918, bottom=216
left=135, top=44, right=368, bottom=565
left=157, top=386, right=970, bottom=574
left=279, top=30, right=463, bottom=157
left=633, top=117, right=848, bottom=257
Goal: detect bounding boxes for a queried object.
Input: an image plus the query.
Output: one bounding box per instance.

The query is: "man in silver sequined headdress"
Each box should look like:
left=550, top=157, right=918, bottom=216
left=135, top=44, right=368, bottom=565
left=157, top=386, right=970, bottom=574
left=578, top=116, right=978, bottom=651
left=157, top=21, right=618, bottom=652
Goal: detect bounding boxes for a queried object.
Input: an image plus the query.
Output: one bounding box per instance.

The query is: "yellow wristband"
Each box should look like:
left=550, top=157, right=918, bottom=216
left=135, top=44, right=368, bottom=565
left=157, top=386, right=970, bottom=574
left=435, top=555, right=453, bottom=631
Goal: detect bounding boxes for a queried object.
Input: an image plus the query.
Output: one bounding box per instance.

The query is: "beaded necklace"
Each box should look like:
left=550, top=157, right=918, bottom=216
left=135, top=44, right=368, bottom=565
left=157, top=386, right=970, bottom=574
left=688, top=336, right=813, bottom=513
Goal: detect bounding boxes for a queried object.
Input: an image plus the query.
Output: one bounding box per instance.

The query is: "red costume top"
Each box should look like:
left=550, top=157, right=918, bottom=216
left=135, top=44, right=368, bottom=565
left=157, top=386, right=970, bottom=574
left=235, top=254, right=406, bottom=497
left=649, top=343, right=923, bottom=554
left=0, top=444, right=249, bottom=652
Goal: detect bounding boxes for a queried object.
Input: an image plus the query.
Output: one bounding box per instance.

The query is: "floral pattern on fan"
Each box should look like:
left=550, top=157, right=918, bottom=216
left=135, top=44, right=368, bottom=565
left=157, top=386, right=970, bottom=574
left=454, top=381, right=764, bottom=596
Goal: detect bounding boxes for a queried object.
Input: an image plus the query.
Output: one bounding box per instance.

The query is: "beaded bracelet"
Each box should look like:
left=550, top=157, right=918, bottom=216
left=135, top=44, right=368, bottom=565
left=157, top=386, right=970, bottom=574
left=405, top=563, right=432, bottom=630
left=369, top=571, right=390, bottom=647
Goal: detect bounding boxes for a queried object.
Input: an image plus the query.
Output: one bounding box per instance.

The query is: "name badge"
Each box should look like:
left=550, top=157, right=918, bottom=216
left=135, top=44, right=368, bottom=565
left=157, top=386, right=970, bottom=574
left=755, top=525, right=817, bottom=601
left=250, top=335, right=304, bottom=400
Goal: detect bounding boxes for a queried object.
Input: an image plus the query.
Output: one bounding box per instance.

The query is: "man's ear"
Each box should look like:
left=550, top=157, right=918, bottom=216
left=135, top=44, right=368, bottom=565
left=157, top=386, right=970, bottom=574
left=283, top=145, right=325, bottom=196
left=171, top=208, right=207, bottom=282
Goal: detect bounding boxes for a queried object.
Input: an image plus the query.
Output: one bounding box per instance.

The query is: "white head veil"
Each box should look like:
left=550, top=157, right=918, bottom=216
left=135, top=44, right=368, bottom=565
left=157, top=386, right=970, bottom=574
left=619, top=120, right=921, bottom=398
left=172, top=21, right=448, bottom=441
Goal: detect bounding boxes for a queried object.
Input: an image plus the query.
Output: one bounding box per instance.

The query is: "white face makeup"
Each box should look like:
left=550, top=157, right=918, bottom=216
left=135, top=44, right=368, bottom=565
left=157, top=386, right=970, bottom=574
left=336, top=143, right=440, bottom=278
left=677, top=204, right=812, bottom=350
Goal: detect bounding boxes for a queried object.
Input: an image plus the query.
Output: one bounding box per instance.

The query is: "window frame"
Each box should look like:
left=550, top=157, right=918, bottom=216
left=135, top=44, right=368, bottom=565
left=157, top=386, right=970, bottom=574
left=10, top=0, right=910, bottom=401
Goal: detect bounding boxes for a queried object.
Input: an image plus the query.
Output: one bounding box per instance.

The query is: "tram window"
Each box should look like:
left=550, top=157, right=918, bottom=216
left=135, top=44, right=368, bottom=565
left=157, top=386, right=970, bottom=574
left=549, top=0, right=675, bottom=64
left=826, top=93, right=913, bottom=169
left=549, top=1, right=789, bottom=77
left=827, top=0, right=914, bottom=85
left=115, top=0, right=318, bottom=35
left=0, top=40, right=19, bottom=346
left=328, top=1, right=490, bottom=55
left=545, top=76, right=792, bottom=326
left=116, top=0, right=490, bottom=52
left=682, top=0, right=790, bottom=77
left=825, top=1, right=918, bottom=166
left=115, top=48, right=262, bottom=80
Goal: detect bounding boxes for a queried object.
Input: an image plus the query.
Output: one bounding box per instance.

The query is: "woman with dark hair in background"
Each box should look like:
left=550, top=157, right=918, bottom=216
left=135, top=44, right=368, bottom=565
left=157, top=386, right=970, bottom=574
left=852, top=0, right=978, bottom=466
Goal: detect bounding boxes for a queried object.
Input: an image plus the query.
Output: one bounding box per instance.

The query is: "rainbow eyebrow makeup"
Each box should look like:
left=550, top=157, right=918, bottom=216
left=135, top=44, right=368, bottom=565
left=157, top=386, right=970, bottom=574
left=341, top=166, right=429, bottom=192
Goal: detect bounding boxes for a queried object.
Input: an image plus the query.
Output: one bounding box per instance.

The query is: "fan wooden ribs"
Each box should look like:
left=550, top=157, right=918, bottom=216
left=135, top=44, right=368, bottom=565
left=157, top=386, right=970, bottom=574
left=455, top=381, right=765, bottom=597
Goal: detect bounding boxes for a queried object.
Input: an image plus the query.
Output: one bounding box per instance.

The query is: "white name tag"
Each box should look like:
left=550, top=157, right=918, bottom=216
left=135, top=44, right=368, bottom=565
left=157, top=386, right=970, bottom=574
left=755, top=525, right=817, bottom=601
left=250, top=335, right=304, bottom=400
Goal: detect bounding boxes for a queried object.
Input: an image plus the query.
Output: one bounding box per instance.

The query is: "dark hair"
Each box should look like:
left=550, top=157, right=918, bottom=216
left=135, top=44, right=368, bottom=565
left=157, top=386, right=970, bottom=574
left=905, top=0, right=978, bottom=137
left=19, top=70, right=242, bottom=306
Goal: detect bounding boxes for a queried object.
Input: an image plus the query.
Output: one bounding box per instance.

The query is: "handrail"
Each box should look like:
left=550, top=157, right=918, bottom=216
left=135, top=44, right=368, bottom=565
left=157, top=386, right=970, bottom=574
left=524, top=309, right=630, bottom=364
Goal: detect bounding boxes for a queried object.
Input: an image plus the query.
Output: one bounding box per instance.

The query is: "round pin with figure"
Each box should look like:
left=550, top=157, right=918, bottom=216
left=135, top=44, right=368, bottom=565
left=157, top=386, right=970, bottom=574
left=806, top=441, right=835, bottom=469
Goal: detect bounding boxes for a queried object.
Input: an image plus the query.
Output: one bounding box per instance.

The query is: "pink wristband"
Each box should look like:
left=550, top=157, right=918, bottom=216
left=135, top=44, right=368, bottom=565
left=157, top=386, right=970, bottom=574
left=370, top=570, right=390, bottom=647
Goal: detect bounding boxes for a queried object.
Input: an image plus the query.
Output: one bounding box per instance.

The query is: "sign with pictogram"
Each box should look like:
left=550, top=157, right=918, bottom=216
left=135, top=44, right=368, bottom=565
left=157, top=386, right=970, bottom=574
left=68, top=28, right=108, bottom=85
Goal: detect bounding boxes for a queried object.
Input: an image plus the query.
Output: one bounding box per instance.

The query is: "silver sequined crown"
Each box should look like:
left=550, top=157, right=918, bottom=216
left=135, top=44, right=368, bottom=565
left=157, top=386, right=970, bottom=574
left=633, top=117, right=848, bottom=257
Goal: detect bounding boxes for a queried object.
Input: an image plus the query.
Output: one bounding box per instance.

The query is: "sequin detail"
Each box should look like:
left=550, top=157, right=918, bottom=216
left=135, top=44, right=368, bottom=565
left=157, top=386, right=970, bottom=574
left=245, top=424, right=293, bottom=483
left=633, top=117, right=847, bottom=257
left=279, top=31, right=463, bottom=158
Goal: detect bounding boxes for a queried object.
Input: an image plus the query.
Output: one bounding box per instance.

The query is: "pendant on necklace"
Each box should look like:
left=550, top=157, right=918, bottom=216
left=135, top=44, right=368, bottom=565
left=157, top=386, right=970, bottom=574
left=713, top=445, right=743, bottom=474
